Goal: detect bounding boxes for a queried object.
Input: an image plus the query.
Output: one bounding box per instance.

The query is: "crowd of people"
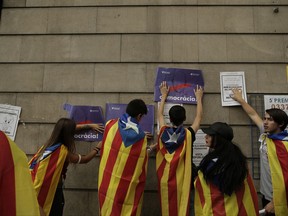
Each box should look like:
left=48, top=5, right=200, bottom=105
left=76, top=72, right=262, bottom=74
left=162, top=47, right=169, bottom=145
left=1, top=82, right=287, bottom=216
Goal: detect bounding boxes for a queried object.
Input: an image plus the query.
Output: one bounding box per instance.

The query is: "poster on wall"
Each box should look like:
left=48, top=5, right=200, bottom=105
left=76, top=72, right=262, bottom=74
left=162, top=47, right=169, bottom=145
left=64, top=104, right=105, bottom=142
left=0, top=104, right=21, bottom=141
left=106, top=103, right=155, bottom=135
left=154, top=67, right=204, bottom=105
left=220, top=71, right=247, bottom=106
left=193, top=129, right=209, bottom=166
left=264, top=95, right=288, bottom=129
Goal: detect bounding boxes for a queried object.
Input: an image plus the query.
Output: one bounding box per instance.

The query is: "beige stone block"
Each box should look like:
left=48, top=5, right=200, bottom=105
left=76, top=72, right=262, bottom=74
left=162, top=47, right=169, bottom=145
left=3, top=0, right=26, bottom=6
left=229, top=105, right=253, bottom=125
left=47, top=8, right=97, bottom=33
left=142, top=192, right=161, bottom=216
left=0, top=36, right=21, bottom=62
left=199, top=35, right=227, bottom=62
left=198, top=7, right=254, bottom=33
left=256, top=64, right=288, bottom=93
left=232, top=126, right=253, bottom=157
left=16, top=93, right=68, bottom=122
left=20, top=36, right=46, bottom=62
left=0, top=64, right=44, bottom=92
left=70, top=35, right=121, bottom=62
left=284, top=36, right=288, bottom=62
left=94, top=63, right=150, bottom=92
left=227, top=35, right=285, bottom=62
left=145, top=158, right=158, bottom=190
left=44, top=36, right=72, bottom=62
left=147, top=6, right=197, bottom=33
left=0, top=9, right=48, bottom=34
left=14, top=124, right=40, bottom=154
left=255, top=7, right=288, bottom=33
left=97, top=7, right=147, bottom=33
left=43, top=64, right=94, bottom=92
left=199, top=0, right=258, bottom=4
left=119, top=94, right=155, bottom=107
left=173, top=35, right=199, bottom=62
left=74, top=0, right=198, bottom=6
left=121, top=35, right=173, bottom=62
left=0, top=94, right=17, bottom=105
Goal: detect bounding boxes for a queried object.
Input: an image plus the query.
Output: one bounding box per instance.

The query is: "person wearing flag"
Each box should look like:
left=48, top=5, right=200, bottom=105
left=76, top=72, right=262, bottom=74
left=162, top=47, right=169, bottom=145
left=29, top=118, right=103, bottom=216
left=156, top=81, right=203, bottom=216
left=195, top=122, right=259, bottom=216
left=231, top=88, right=288, bottom=216
left=98, top=99, right=149, bottom=216
left=0, top=130, right=42, bottom=216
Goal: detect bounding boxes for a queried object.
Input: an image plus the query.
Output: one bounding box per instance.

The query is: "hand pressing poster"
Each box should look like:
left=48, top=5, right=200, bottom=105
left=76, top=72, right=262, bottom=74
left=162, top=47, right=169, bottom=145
left=0, top=104, right=21, bottom=141
left=105, top=103, right=155, bottom=135
left=64, top=104, right=105, bottom=142
left=154, top=67, right=204, bottom=105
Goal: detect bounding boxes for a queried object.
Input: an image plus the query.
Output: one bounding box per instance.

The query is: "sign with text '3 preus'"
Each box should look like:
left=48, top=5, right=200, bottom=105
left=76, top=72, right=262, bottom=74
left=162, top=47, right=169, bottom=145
left=64, top=104, right=105, bottom=142
left=154, top=67, right=204, bottom=105
left=105, top=103, right=155, bottom=135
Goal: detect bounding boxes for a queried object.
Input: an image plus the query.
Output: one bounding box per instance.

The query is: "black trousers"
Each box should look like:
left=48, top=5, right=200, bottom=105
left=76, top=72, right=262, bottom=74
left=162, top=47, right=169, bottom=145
left=49, top=187, right=65, bottom=216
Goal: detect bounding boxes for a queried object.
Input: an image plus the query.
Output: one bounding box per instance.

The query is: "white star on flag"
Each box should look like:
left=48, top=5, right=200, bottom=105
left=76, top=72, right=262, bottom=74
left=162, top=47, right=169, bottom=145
left=122, top=117, right=139, bottom=134
left=165, top=131, right=181, bottom=143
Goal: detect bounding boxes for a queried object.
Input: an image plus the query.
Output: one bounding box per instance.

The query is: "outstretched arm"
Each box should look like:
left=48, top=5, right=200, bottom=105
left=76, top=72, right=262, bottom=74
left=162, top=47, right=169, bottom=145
left=190, top=85, right=203, bottom=133
left=157, top=81, right=169, bottom=129
left=231, top=88, right=263, bottom=129
left=76, top=123, right=105, bottom=133
left=67, top=141, right=102, bottom=164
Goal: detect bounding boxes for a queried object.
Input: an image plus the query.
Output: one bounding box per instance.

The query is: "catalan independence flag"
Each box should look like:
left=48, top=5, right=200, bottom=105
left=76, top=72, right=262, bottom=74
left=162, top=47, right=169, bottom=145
left=29, top=143, right=68, bottom=216
left=0, top=131, right=40, bottom=216
left=194, top=171, right=259, bottom=216
left=156, top=126, right=192, bottom=216
left=98, top=114, right=148, bottom=216
left=267, top=131, right=288, bottom=216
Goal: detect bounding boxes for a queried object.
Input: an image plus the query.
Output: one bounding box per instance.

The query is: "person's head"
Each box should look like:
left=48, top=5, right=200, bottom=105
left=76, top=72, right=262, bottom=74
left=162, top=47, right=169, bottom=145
left=169, top=105, right=186, bottom=126
left=45, top=118, right=76, bottom=152
left=126, top=99, right=148, bottom=122
left=264, top=108, right=288, bottom=134
left=202, top=122, right=234, bottom=149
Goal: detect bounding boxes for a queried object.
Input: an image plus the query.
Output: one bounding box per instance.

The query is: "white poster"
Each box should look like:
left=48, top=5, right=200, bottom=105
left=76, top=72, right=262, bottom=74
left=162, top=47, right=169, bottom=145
left=220, top=71, right=247, bottom=106
left=193, top=129, right=209, bottom=166
left=0, top=104, right=21, bottom=141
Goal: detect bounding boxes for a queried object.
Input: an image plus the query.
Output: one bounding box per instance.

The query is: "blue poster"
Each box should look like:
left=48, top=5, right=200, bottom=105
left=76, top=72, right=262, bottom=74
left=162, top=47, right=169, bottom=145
left=154, top=67, right=204, bottom=104
left=64, top=104, right=105, bottom=142
left=105, top=103, right=155, bottom=135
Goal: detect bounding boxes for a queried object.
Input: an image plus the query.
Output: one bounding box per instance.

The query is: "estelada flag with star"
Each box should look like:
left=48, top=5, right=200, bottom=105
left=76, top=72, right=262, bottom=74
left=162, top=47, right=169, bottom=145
left=156, top=126, right=192, bottom=216
left=0, top=131, right=40, bottom=216
left=98, top=113, right=148, bottom=216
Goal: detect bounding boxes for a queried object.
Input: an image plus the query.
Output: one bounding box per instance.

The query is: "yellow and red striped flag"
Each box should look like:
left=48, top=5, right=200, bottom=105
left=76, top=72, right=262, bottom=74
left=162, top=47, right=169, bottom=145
left=194, top=171, right=259, bottom=216
left=156, top=126, right=192, bottom=216
left=266, top=132, right=288, bottom=216
left=0, top=131, right=40, bottom=216
left=29, top=143, right=68, bottom=216
left=98, top=118, right=148, bottom=216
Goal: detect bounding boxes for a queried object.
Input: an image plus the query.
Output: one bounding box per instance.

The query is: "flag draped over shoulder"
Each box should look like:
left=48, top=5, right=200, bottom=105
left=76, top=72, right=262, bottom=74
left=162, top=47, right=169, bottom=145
left=267, top=131, right=288, bottom=216
left=156, top=126, right=192, bottom=216
left=29, top=143, right=68, bottom=216
left=0, top=131, right=40, bottom=216
left=98, top=115, right=148, bottom=216
left=194, top=171, right=259, bottom=216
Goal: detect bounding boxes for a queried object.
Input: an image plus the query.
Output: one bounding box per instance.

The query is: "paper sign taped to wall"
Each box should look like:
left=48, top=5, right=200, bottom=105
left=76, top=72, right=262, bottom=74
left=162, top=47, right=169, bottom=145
left=0, top=104, right=21, bottom=141
left=154, top=67, right=204, bottom=105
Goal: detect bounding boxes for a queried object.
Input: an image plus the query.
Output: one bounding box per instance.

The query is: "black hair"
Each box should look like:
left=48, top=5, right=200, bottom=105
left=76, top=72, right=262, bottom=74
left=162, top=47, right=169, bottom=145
left=266, top=108, right=288, bottom=131
left=126, top=99, right=148, bottom=118
left=169, top=105, right=186, bottom=126
left=198, top=135, right=248, bottom=196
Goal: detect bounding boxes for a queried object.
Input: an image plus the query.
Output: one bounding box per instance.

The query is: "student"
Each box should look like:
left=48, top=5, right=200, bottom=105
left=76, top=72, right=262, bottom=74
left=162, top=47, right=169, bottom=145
left=231, top=88, right=288, bottom=215
left=195, top=122, right=259, bottom=215
left=98, top=99, right=149, bottom=216
left=156, top=81, right=203, bottom=216
left=29, top=118, right=103, bottom=216
left=0, top=131, right=42, bottom=216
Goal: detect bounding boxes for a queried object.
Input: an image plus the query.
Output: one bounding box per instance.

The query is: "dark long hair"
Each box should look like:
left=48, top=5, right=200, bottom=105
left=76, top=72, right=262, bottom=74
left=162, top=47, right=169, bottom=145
left=37, top=118, right=76, bottom=159
left=198, top=135, right=248, bottom=196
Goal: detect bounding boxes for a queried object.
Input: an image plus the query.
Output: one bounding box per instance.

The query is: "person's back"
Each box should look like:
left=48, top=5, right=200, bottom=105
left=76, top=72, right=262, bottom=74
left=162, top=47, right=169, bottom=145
left=98, top=99, right=148, bottom=216
left=195, top=122, right=259, bottom=216
left=156, top=81, right=203, bottom=216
